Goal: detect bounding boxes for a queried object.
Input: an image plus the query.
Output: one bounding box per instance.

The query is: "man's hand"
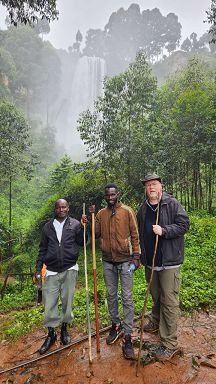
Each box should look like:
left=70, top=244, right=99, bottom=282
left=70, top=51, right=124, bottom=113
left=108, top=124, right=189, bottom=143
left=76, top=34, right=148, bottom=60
left=33, top=272, right=41, bottom=285
left=80, top=214, right=88, bottom=226
left=89, top=205, right=96, bottom=214
left=152, top=224, right=162, bottom=236
left=132, top=253, right=140, bottom=269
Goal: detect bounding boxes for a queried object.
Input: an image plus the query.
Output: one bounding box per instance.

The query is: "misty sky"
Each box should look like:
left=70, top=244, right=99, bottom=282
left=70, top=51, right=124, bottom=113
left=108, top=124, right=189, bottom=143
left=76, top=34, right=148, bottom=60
left=0, top=0, right=211, bottom=49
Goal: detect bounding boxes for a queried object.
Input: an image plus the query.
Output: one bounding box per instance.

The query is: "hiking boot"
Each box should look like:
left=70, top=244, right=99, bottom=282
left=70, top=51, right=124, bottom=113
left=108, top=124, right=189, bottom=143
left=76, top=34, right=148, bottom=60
left=122, top=334, right=135, bottom=359
left=61, top=322, right=71, bottom=345
left=143, top=320, right=159, bottom=333
left=153, top=345, right=179, bottom=361
left=39, top=327, right=57, bottom=355
left=106, top=322, right=122, bottom=345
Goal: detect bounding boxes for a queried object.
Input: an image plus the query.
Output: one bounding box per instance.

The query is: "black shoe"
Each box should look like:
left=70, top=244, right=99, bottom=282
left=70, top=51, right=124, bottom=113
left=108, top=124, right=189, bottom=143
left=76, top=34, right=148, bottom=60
left=122, top=334, right=135, bottom=359
left=143, top=320, right=159, bottom=333
left=61, top=323, right=71, bottom=345
left=106, top=322, right=122, bottom=345
left=153, top=345, right=179, bottom=361
left=39, top=328, right=57, bottom=355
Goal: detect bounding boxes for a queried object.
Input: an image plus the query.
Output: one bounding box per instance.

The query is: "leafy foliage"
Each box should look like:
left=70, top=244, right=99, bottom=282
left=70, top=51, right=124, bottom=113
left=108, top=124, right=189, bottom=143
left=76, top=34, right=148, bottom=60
left=0, top=0, right=58, bottom=25
left=1, top=25, right=61, bottom=119
left=205, top=0, right=216, bottom=43
left=181, top=216, right=216, bottom=310
left=78, top=54, right=216, bottom=213
left=83, top=5, right=182, bottom=74
left=0, top=100, right=34, bottom=179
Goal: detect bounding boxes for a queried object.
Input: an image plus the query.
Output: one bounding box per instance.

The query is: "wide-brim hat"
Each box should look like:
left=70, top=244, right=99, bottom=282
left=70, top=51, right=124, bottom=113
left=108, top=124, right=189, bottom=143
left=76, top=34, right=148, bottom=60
left=140, top=173, right=161, bottom=185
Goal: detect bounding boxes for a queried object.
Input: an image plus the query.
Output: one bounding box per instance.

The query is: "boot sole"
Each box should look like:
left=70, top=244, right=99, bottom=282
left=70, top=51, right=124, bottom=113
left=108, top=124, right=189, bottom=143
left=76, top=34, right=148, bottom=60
left=39, top=336, right=57, bottom=355
left=155, top=348, right=181, bottom=361
left=143, top=329, right=159, bottom=333
left=122, top=346, right=135, bottom=360
left=61, top=337, right=71, bottom=345
left=123, top=351, right=135, bottom=360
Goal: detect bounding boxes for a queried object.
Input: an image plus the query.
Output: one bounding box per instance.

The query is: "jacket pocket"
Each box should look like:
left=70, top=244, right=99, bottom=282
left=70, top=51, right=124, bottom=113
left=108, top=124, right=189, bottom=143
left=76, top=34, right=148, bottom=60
left=100, top=238, right=111, bottom=254
left=115, top=238, right=130, bottom=255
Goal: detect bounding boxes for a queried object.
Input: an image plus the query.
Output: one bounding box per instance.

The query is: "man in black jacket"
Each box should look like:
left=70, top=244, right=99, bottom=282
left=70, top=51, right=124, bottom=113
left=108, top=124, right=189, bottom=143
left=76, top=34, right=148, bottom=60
left=35, top=198, right=86, bottom=354
left=137, top=174, right=189, bottom=360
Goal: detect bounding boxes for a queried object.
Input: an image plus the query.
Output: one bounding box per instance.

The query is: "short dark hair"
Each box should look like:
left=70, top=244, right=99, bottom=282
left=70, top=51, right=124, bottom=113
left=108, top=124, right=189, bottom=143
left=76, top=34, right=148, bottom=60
left=54, top=198, right=69, bottom=208
left=104, top=183, right=118, bottom=191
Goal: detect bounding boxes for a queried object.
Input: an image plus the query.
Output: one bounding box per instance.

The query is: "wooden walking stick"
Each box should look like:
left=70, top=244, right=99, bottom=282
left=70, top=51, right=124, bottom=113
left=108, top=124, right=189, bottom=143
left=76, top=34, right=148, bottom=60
left=136, top=200, right=160, bottom=376
left=91, top=210, right=100, bottom=353
left=83, top=203, right=92, bottom=363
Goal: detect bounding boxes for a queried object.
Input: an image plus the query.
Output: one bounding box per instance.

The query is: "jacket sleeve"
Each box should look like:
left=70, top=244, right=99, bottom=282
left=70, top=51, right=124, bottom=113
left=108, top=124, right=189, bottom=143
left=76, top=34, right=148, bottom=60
left=161, top=200, right=189, bottom=239
left=136, top=207, right=141, bottom=231
left=129, top=208, right=140, bottom=255
left=75, top=222, right=87, bottom=246
left=94, top=211, right=101, bottom=239
left=36, top=227, right=48, bottom=273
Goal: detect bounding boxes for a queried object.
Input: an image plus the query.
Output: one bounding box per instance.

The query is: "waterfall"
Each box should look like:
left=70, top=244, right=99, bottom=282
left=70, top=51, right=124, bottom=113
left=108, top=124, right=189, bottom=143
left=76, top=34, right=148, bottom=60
left=57, top=56, right=106, bottom=159
left=71, top=56, right=106, bottom=114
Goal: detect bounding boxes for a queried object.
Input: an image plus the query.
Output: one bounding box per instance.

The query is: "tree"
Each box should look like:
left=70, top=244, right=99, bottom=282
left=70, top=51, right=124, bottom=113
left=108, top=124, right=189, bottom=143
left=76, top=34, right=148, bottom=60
left=205, top=0, right=216, bottom=43
left=83, top=29, right=106, bottom=58
left=181, top=37, right=192, bottom=52
left=33, top=18, right=50, bottom=35
left=76, top=30, right=83, bottom=43
left=49, top=154, right=74, bottom=193
left=0, top=100, right=34, bottom=178
left=0, top=0, right=58, bottom=25
left=78, top=50, right=157, bottom=188
left=154, top=58, right=216, bottom=212
left=1, top=25, right=61, bottom=120
left=164, top=13, right=181, bottom=54
left=189, top=32, right=200, bottom=51
left=83, top=5, right=182, bottom=75
left=0, top=45, right=16, bottom=97
left=0, top=100, right=36, bottom=258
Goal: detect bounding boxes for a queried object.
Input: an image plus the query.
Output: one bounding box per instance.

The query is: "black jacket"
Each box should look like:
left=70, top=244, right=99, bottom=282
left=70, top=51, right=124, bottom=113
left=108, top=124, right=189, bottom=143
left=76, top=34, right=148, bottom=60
left=137, top=192, right=189, bottom=266
left=36, top=216, right=85, bottom=273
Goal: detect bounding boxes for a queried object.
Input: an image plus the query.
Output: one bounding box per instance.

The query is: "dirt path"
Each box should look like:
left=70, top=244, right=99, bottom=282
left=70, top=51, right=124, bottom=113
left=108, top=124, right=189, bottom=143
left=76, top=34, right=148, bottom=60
left=0, top=312, right=216, bottom=384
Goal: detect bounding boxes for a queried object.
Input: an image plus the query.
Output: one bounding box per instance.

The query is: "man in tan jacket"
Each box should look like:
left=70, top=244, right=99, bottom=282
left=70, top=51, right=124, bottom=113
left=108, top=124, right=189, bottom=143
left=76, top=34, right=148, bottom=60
left=89, top=183, right=140, bottom=359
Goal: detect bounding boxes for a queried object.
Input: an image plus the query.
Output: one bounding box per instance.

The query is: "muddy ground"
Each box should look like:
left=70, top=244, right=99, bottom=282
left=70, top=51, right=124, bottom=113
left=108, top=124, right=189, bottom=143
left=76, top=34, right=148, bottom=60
left=0, top=311, right=216, bottom=384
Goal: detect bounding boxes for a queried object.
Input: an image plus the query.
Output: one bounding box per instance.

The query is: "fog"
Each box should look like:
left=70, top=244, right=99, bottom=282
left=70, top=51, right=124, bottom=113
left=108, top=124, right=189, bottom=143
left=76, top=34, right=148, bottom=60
left=0, top=0, right=213, bottom=161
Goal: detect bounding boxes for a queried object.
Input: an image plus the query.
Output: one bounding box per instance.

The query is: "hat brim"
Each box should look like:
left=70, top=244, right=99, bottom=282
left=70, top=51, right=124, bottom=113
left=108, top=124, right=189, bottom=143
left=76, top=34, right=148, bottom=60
left=140, top=177, right=161, bottom=185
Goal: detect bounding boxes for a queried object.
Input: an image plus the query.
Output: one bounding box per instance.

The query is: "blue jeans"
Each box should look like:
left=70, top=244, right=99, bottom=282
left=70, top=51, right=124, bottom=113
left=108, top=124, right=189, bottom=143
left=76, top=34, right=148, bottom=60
left=103, top=260, right=134, bottom=335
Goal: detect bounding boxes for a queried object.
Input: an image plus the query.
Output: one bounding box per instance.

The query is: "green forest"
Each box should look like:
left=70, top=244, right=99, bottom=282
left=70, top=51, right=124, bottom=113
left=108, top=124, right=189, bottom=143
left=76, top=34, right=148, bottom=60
left=0, top=2, right=216, bottom=341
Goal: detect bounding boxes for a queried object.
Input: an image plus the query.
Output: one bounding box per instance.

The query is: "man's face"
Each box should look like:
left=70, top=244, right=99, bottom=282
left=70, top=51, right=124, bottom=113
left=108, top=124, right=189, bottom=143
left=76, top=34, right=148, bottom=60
left=55, top=200, right=69, bottom=221
left=145, top=180, right=162, bottom=201
left=104, top=187, right=118, bottom=207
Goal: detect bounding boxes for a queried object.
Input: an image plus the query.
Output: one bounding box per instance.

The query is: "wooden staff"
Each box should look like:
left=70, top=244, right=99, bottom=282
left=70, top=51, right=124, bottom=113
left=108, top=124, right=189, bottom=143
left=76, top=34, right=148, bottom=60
left=91, top=210, right=100, bottom=353
left=136, top=201, right=160, bottom=376
left=83, top=203, right=92, bottom=363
